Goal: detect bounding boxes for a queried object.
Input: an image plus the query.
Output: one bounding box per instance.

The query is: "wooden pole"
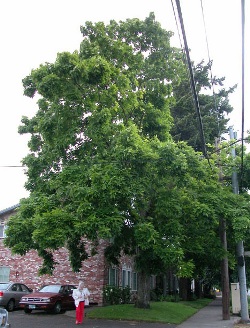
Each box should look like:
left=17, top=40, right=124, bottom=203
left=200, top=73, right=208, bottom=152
left=215, top=137, right=230, bottom=320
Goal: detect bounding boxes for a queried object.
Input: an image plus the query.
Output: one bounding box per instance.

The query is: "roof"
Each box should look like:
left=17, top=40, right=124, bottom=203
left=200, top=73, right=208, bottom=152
left=0, top=204, right=20, bottom=215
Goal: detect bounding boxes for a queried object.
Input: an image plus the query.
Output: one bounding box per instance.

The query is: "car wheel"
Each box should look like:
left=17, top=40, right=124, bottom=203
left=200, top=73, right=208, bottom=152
left=53, top=301, right=62, bottom=314
left=6, top=299, right=15, bottom=312
left=24, top=308, right=32, bottom=314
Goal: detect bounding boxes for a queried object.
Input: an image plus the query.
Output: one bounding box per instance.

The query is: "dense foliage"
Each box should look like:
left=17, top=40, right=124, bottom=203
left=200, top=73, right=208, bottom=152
left=4, top=13, right=250, bottom=307
left=170, top=60, right=235, bottom=151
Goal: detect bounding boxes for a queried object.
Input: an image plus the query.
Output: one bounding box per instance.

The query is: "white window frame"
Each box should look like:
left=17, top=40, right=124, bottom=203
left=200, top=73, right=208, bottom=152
left=0, top=267, right=10, bottom=282
left=0, top=222, right=5, bottom=238
left=127, top=270, right=131, bottom=288
left=122, top=269, right=126, bottom=288
left=108, top=267, right=118, bottom=286
left=132, top=272, right=138, bottom=291
left=150, top=275, right=156, bottom=289
left=122, top=267, right=132, bottom=288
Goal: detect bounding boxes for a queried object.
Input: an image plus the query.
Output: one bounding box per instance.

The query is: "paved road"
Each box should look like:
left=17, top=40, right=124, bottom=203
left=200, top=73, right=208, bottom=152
left=8, top=309, right=176, bottom=328
left=8, top=310, right=78, bottom=328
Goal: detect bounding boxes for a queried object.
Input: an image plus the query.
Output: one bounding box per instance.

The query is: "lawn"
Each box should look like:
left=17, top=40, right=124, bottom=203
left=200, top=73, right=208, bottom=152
left=87, top=298, right=213, bottom=325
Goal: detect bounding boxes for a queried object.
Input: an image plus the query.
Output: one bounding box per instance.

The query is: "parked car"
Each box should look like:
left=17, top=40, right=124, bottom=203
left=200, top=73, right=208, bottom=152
left=0, top=282, right=33, bottom=312
left=0, top=308, right=10, bottom=327
left=19, top=284, right=76, bottom=314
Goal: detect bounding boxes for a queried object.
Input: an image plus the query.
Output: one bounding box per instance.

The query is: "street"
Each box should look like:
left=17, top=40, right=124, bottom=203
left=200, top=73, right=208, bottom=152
left=8, top=310, right=78, bottom=328
left=8, top=309, right=175, bottom=328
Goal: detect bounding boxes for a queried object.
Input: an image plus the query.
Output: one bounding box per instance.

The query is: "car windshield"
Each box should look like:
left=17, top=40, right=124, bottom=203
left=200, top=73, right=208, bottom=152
left=39, top=285, right=61, bottom=293
left=0, top=283, right=9, bottom=290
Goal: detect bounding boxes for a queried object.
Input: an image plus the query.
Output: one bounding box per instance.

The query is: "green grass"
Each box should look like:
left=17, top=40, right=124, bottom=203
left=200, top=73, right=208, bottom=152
left=87, top=298, right=213, bottom=324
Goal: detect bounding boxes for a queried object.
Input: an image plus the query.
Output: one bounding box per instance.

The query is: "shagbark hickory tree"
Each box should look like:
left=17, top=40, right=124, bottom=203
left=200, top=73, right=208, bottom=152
left=5, top=13, right=226, bottom=308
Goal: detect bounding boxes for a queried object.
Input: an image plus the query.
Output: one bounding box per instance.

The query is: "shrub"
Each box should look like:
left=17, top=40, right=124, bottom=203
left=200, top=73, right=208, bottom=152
left=103, top=285, right=132, bottom=305
left=121, top=286, right=131, bottom=304
left=150, top=287, right=180, bottom=302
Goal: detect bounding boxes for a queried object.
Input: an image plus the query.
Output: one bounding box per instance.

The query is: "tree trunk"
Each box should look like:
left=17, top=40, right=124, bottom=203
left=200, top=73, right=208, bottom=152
left=194, top=278, right=203, bottom=299
left=163, top=274, right=167, bottom=297
left=203, top=283, right=212, bottom=297
left=135, top=271, right=151, bottom=308
left=220, top=217, right=230, bottom=320
left=179, top=277, right=192, bottom=301
left=167, top=269, right=174, bottom=294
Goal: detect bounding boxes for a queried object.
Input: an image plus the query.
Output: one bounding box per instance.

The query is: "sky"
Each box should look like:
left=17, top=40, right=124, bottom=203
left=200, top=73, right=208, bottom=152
left=0, top=0, right=249, bottom=210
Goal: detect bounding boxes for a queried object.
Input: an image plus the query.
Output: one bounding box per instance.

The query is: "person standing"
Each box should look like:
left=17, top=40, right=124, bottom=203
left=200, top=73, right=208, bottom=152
left=72, top=281, right=87, bottom=325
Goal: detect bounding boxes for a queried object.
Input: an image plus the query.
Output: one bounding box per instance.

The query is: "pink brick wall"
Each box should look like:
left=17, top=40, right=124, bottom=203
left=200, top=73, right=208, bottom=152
left=0, top=238, right=108, bottom=305
left=0, top=207, right=137, bottom=306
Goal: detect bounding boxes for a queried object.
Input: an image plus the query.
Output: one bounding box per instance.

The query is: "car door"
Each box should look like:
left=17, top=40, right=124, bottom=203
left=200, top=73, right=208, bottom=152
left=62, top=285, right=75, bottom=310
left=58, top=286, right=70, bottom=309
left=15, top=284, right=29, bottom=306
left=9, top=284, right=20, bottom=306
left=68, top=285, right=76, bottom=309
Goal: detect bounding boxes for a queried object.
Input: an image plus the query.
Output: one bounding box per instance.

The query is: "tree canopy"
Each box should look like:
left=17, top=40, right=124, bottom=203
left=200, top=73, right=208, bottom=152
left=5, top=13, right=250, bottom=308
left=170, top=60, right=235, bottom=152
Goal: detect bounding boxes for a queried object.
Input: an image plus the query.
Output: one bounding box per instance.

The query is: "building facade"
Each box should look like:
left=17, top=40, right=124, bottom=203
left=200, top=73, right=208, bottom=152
left=0, top=205, right=139, bottom=305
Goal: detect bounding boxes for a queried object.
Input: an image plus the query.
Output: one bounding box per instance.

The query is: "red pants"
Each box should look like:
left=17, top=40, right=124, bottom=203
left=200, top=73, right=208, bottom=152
left=75, top=301, right=85, bottom=324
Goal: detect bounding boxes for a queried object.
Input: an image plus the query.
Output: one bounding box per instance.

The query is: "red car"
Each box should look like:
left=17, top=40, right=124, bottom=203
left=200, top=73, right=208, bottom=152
left=19, top=284, right=76, bottom=314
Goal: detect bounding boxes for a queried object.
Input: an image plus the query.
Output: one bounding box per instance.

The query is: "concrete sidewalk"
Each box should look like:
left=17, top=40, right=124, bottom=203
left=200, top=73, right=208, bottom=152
left=177, top=297, right=240, bottom=328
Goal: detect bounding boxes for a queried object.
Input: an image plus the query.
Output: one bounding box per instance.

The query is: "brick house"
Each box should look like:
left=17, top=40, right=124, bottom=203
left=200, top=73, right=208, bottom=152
left=0, top=204, right=140, bottom=305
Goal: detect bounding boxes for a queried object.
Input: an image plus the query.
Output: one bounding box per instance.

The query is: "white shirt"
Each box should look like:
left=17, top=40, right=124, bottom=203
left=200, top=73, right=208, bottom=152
left=72, top=288, right=85, bottom=307
left=72, top=288, right=90, bottom=307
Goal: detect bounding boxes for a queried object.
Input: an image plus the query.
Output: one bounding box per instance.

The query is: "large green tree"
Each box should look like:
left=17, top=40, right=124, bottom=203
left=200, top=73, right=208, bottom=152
left=170, top=60, right=235, bottom=151
left=5, top=13, right=249, bottom=308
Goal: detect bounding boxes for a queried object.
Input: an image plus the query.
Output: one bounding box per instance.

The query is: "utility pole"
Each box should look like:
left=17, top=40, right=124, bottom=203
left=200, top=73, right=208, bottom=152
left=215, top=137, right=230, bottom=320
left=229, top=126, right=249, bottom=322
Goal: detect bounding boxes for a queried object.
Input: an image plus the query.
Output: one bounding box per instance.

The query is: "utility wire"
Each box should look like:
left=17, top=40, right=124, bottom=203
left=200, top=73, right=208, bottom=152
left=174, top=0, right=209, bottom=161
left=200, top=0, right=220, bottom=137
left=240, top=0, right=245, bottom=192
left=170, top=0, right=191, bottom=79
left=210, top=138, right=249, bottom=155
left=170, top=0, right=184, bottom=50
left=0, top=166, right=24, bottom=168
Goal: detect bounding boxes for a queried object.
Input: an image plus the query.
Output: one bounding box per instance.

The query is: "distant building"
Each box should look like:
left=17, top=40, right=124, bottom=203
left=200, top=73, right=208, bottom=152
left=0, top=204, right=139, bottom=305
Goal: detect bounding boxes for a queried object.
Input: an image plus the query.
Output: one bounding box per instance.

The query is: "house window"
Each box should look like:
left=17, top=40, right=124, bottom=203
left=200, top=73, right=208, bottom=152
left=127, top=271, right=131, bottom=288
left=122, top=268, right=132, bottom=288
left=0, top=220, right=5, bottom=238
left=150, top=275, right=156, bottom=289
left=132, top=272, right=137, bottom=291
left=0, top=267, right=10, bottom=282
left=122, top=269, right=127, bottom=288
left=108, top=268, right=118, bottom=286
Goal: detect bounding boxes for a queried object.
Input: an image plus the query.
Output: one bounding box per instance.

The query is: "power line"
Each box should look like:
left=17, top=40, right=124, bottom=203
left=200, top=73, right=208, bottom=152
left=0, top=166, right=24, bottom=168
left=170, top=0, right=184, bottom=50
left=240, top=0, right=245, bottom=192
left=200, top=0, right=220, bottom=138
left=174, top=0, right=209, bottom=161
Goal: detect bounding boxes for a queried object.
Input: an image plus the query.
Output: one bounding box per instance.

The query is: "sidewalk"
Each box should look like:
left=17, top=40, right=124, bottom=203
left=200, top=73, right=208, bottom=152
left=176, top=297, right=240, bottom=328
left=64, top=297, right=241, bottom=327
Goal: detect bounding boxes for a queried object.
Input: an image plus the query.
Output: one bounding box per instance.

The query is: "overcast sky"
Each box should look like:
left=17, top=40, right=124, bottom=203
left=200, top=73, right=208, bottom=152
left=0, top=0, right=249, bottom=210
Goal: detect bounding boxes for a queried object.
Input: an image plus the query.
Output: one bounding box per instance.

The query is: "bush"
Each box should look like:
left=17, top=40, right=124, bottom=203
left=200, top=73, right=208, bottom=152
left=103, top=285, right=132, bottom=305
left=121, top=286, right=131, bottom=304
left=150, top=287, right=163, bottom=301
left=150, top=287, right=180, bottom=302
left=164, top=294, right=180, bottom=302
